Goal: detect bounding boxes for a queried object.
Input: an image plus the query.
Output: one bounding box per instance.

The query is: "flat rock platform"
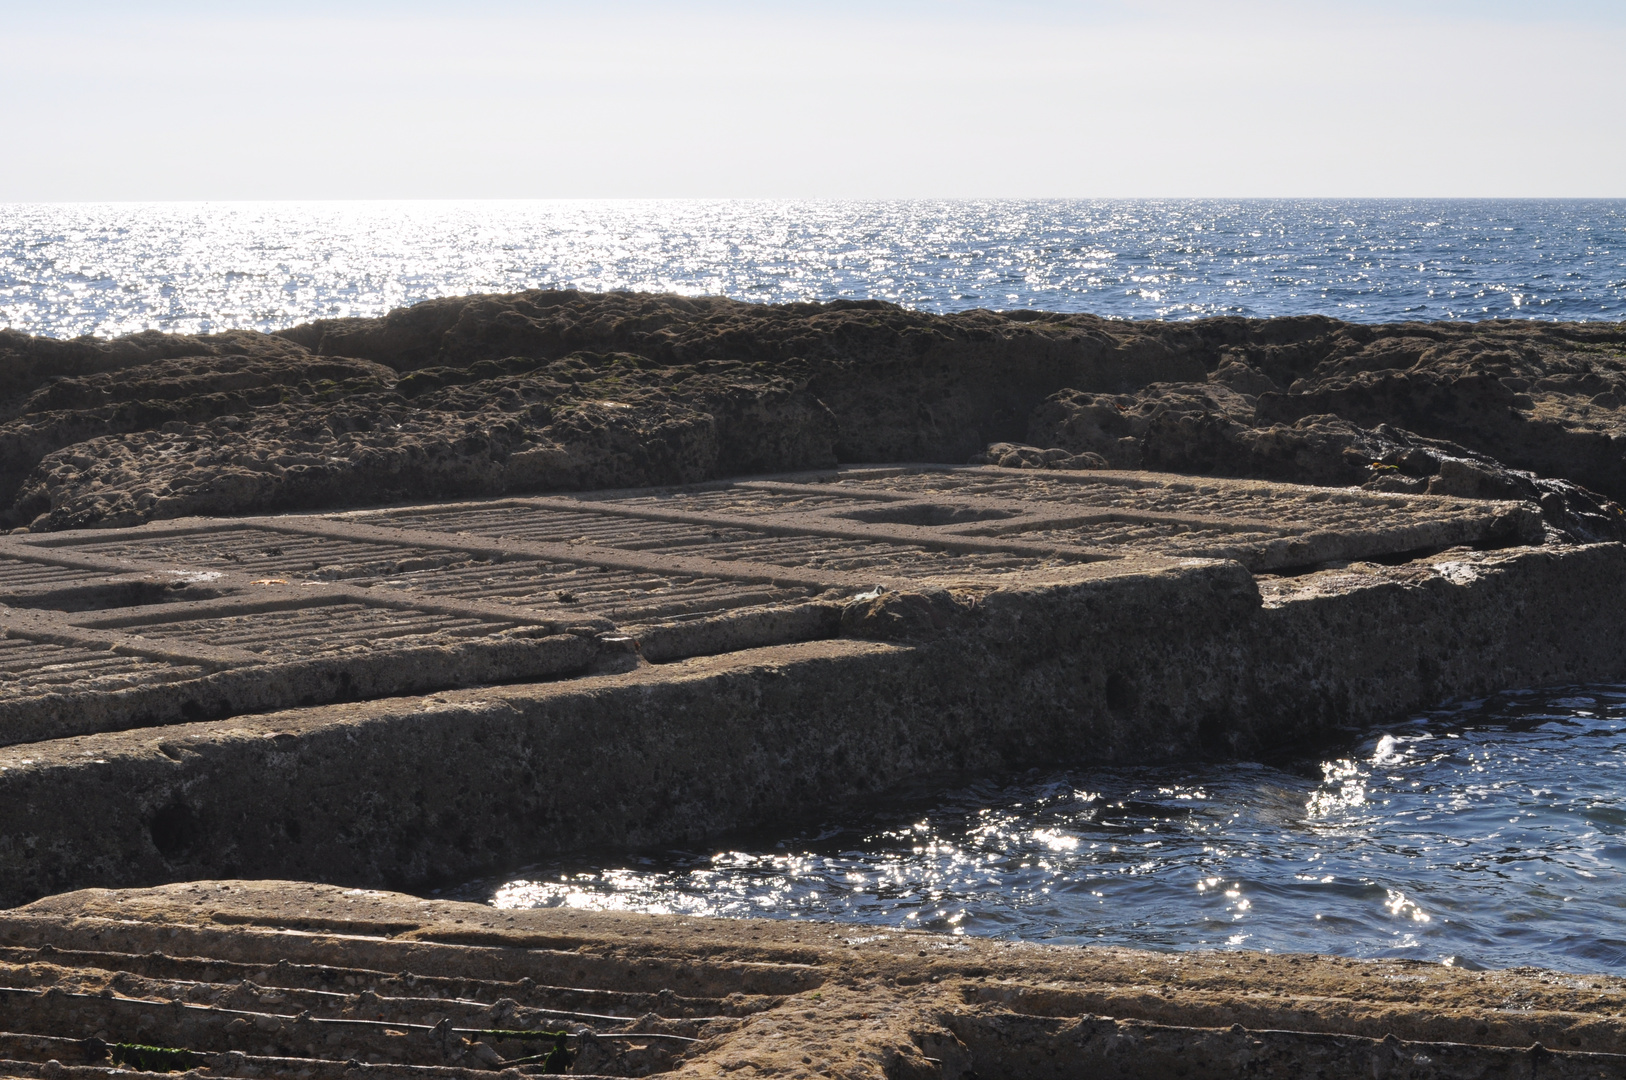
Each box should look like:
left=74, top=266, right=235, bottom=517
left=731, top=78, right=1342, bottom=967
left=1, top=465, right=1621, bottom=909
left=2, top=880, right=1623, bottom=1079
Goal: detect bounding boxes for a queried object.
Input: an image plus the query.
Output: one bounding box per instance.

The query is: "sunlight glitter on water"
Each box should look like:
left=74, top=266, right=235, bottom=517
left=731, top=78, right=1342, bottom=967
left=3, top=199, right=1623, bottom=339
left=468, top=686, right=1626, bottom=974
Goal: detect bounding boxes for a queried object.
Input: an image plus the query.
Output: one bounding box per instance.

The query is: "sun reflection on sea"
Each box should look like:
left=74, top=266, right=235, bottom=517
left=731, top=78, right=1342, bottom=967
left=463, top=686, right=1626, bottom=974
left=3, top=200, right=1622, bottom=340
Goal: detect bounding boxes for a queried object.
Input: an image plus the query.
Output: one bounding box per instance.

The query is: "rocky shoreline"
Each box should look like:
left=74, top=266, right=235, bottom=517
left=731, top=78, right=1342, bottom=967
left=6, top=293, right=1626, bottom=1077
left=2, top=291, right=1623, bottom=539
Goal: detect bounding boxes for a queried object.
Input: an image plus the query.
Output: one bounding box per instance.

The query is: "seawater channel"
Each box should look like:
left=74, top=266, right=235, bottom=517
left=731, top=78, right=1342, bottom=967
left=453, top=686, right=1626, bottom=975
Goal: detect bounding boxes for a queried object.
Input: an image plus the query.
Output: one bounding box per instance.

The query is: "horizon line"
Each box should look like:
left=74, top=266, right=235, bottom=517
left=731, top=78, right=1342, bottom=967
left=5, top=195, right=1626, bottom=205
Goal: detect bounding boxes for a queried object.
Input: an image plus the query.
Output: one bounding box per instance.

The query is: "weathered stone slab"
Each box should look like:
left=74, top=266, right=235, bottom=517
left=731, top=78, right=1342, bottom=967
left=0, top=465, right=1539, bottom=744
left=0, top=465, right=1601, bottom=907
left=0, top=881, right=1622, bottom=1079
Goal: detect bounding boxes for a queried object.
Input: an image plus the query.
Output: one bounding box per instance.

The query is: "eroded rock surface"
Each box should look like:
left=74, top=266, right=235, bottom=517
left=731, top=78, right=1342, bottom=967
left=10, top=352, right=836, bottom=530
left=2, top=880, right=1623, bottom=1079
left=0, top=467, right=1614, bottom=909
left=1, top=292, right=1624, bottom=536
left=1019, top=383, right=1626, bottom=542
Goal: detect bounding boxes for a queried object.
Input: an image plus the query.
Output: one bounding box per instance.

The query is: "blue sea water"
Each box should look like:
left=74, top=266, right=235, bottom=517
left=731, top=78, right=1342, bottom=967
left=467, top=687, right=1626, bottom=975
left=1, top=199, right=1623, bottom=340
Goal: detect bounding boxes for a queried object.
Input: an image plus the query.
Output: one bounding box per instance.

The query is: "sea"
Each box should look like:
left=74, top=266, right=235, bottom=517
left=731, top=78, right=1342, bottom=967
left=6, top=198, right=1626, bottom=971
left=1, top=199, right=1623, bottom=338
left=455, top=687, right=1626, bottom=974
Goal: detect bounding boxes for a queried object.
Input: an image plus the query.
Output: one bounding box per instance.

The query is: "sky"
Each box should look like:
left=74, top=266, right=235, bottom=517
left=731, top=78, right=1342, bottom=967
left=2, top=0, right=1623, bottom=200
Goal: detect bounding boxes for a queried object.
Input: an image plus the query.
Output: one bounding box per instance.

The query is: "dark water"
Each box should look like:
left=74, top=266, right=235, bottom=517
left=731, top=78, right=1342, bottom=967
left=3, top=199, right=1623, bottom=339
left=460, top=686, right=1626, bottom=974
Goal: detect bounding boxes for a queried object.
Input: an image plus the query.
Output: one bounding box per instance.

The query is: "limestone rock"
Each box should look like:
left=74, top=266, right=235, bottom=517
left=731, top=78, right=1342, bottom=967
left=967, top=442, right=1108, bottom=470
left=2, top=291, right=1625, bottom=539
left=1021, top=383, right=1626, bottom=543
left=13, top=361, right=838, bottom=531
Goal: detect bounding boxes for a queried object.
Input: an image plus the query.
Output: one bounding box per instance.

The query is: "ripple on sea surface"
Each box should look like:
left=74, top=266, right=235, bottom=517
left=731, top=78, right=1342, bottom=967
left=464, top=685, right=1626, bottom=974
left=2, top=199, right=1623, bottom=338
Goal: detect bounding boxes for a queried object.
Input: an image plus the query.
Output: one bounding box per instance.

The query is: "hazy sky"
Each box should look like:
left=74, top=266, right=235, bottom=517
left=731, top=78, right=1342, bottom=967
left=3, top=0, right=1623, bottom=200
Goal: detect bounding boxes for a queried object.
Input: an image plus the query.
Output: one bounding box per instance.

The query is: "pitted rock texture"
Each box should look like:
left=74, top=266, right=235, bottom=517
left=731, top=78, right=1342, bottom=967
left=2, top=291, right=1624, bottom=533
left=1022, top=384, right=1626, bottom=543
left=0, top=466, right=1578, bottom=906
left=0, top=466, right=1543, bottom=759
left=14, top=354, right=837, bottom=530
left=3, top=881, right=1625, bottom=1079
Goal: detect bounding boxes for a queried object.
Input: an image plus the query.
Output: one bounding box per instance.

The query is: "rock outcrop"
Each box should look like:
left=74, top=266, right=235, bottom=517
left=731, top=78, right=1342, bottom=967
left=1, top=291, right=1624, bottom=537
left=1018, top=382, right=1626, bottom=543
left=10, top=353, right=837, bottom=530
